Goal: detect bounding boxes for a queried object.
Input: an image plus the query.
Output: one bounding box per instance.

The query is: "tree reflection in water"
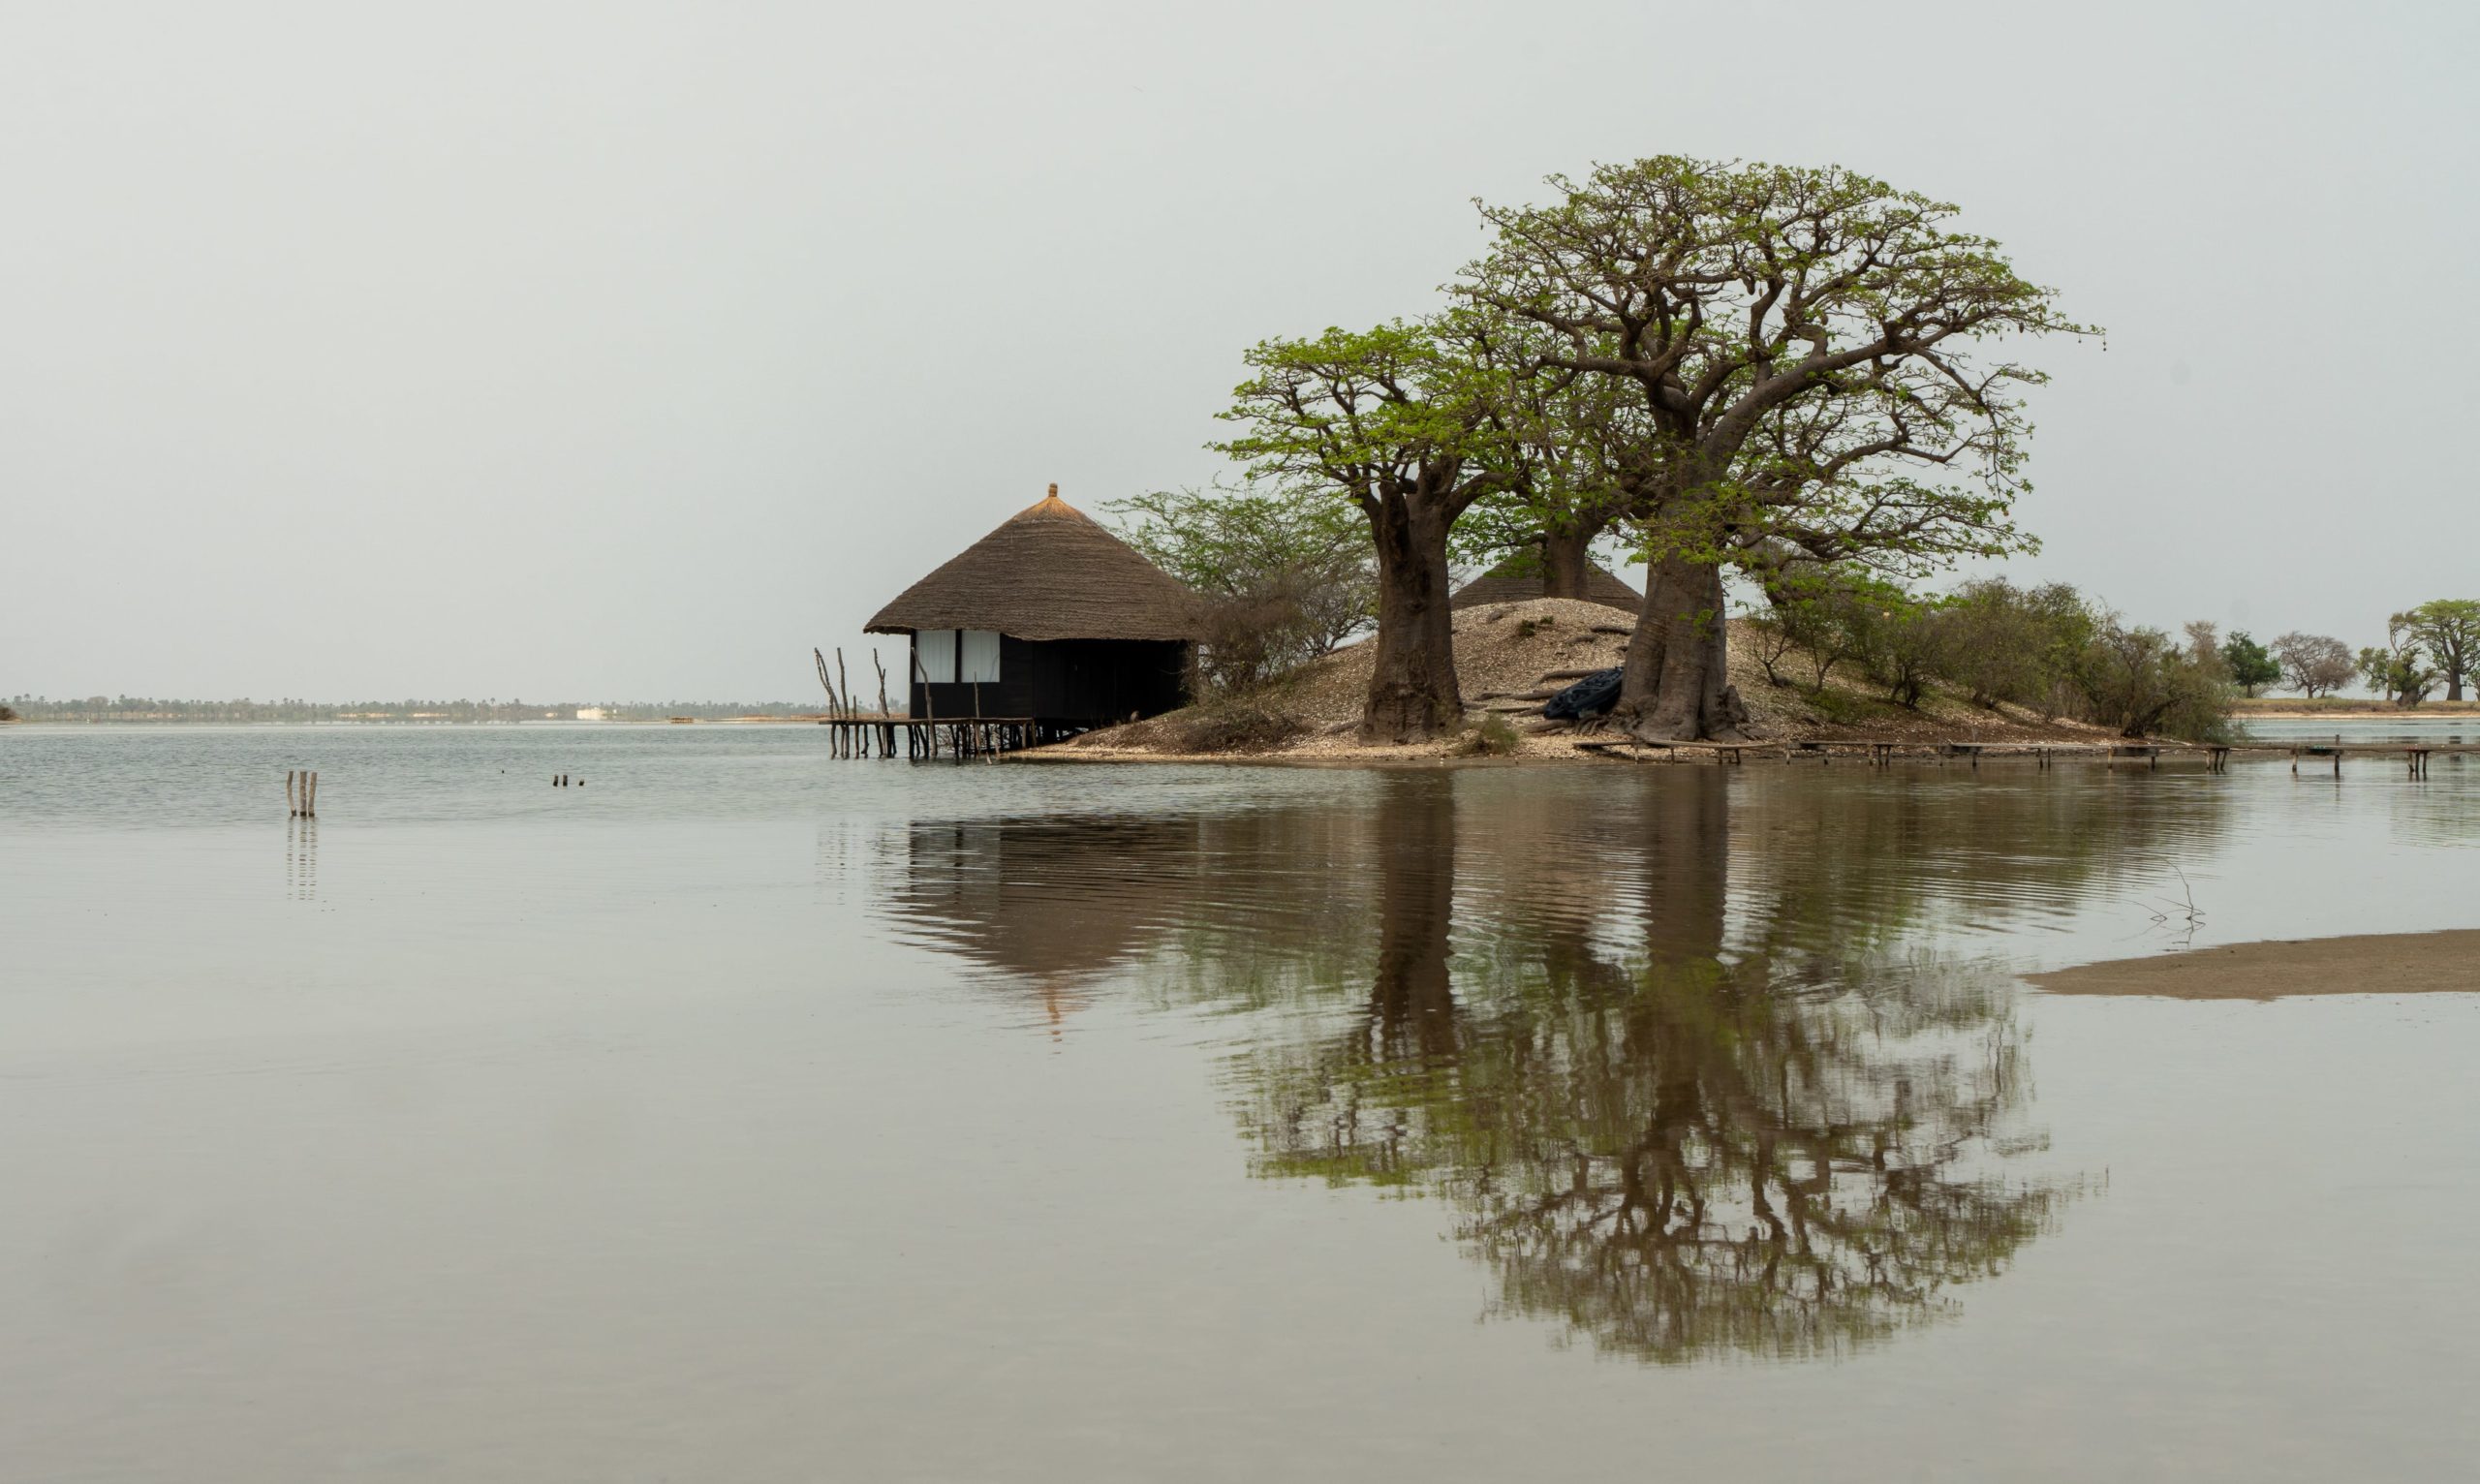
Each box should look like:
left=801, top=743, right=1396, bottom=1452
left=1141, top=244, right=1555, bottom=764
left=882, top=768, right=2203, bottom=1362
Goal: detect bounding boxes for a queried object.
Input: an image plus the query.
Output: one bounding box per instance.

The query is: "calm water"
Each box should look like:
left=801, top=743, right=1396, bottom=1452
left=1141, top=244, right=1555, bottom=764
left=3, top=725, right=2477, bottom=1481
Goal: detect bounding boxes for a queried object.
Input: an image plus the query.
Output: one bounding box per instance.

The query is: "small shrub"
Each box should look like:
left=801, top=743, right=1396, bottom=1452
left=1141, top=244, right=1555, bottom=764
left=1164, top=701, right=1307, bottom=754
left=1514, top=615, right=1555, bottom=639
left=1846, top=595, right=1944, bottom=708
left=1107, top=485, right=1376, bottom=698
left=1450, top=713, right=1522, bottom=757
left=1805, top=687, right=1870, bottom=726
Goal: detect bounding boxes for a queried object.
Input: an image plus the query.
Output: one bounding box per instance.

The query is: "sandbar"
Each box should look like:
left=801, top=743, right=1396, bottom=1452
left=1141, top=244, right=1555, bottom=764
left=2028, top=931, right=2480, bottom=1000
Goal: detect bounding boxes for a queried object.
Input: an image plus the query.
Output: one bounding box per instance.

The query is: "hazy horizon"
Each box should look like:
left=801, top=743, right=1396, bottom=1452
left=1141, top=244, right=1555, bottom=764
left=7, top=2, right=2474, bottom=701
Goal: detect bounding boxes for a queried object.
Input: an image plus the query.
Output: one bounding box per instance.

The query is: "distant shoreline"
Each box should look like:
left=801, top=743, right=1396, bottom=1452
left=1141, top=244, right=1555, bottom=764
left=0, top=715, right=844, bottom=727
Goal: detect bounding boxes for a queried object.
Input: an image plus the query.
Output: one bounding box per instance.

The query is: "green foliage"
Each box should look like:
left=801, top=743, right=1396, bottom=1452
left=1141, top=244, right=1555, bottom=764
left=2072, top=617, right=2234, bottom=741
left=1444, top=317, right=1641, bottom=572
left=1213, top=321, right=1505, bottom=512
left=1802, top=685, right=1875, bottom=726
left=1844, top=589, right=1948, bottom=708
left=2356, top=613, right=2438, bottom=705
left=1108, top=486, right=1375, bottom=695
left=2219, top=631, right=2281, bottom=696
left=2356, top=647, right=2419, bottom=704
left=2356, top=619, right=2438, bottom=706
left=1461, top=155, right=2091, bottom=594
left=1744, top=564, right=1894, bottom=693
left=1927, top=578, right=2095, bottom=713
left=1746, top=571, right=2230, bottom=738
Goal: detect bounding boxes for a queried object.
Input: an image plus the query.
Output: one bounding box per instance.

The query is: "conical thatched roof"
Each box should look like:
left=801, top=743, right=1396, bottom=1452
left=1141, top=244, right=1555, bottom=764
left=1450, top=558, right=1641, bottom=615
left=865, top=486, right=1197, bottom=641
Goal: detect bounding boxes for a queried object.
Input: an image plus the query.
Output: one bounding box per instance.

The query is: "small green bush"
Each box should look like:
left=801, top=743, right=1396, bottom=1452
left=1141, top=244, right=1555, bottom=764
left=1451, top=713, right=1523, bottom=757
left=1804, top=687, right=1870, bottom=725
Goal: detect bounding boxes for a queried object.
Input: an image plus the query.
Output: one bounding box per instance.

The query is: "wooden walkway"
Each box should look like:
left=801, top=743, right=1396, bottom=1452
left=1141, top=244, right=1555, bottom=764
left=1571, top=737, right=2474, bottom=777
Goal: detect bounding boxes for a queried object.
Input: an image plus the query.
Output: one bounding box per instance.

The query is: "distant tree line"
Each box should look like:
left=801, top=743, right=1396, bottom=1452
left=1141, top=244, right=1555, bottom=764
left=1, top=696, right=812, bottom=724
left=2233, top=600, right=2480, bottom=705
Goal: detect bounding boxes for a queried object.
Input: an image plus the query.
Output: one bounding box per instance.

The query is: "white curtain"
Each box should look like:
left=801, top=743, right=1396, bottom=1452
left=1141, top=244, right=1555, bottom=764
left=959, top=630, right=1002, bottom=683
left=914, top=630, right=957, bottom=683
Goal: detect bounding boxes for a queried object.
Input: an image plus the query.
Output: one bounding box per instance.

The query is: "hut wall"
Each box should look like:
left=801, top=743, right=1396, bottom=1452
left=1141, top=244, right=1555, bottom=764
left=908, top=636, right=1188, bottom=726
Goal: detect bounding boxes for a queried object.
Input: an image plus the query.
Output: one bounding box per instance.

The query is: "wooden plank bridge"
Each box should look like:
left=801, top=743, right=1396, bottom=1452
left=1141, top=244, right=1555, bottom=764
left=1570, top=737, right=2475, bottom=777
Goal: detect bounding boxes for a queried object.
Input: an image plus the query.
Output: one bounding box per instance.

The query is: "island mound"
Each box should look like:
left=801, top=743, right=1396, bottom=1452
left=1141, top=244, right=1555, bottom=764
left=1050, top=599, right=2117, bottom=763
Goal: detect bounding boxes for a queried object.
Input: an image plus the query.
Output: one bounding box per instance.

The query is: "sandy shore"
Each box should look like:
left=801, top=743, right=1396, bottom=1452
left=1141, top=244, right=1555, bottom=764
left=2028, top=931, right=2480, bottom=999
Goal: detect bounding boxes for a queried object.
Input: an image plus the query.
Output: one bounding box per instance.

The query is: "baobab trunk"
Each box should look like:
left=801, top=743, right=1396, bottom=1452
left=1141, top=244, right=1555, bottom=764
left=1611, top=554, right=1749, bottom=742
left=1538, top=522, right=1596, bottom=601
left=1361, top=503, right=1463, bottom=743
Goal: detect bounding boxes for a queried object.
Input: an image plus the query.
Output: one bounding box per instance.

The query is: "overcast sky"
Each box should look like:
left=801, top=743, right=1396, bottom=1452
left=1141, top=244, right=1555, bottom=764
left=5, top=1, right=2473, bottom=701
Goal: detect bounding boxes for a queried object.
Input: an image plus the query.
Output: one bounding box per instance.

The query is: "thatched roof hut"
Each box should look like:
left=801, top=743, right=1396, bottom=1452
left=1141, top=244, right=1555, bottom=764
left=865, top=486, right=1194, bottom=642
left=865, top=486, right=1196, bottom=729
left=1450, top=558, right=1642, bottom=615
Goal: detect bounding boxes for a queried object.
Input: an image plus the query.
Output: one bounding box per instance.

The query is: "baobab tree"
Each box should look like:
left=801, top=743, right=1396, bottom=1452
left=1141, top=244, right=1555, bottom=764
left=1463, top=157, right=2090, bottom=740
left=2401, top=600, right=2480, bottom=701
left=1216, top=321, right=1513, bottom=743
left=1449, top=329, right=1643, bottom=600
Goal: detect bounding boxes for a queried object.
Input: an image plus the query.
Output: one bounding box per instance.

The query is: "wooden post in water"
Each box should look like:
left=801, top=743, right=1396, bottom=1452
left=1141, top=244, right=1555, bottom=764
left=838, top=648, right=852, bottom=757
left=287, top=769, right=298, bottom=816
left=873, top=651, right=892, bottom=758
left=913, top=648, right=938, bottom=757
left=816, top=647, right=843, bottom=757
